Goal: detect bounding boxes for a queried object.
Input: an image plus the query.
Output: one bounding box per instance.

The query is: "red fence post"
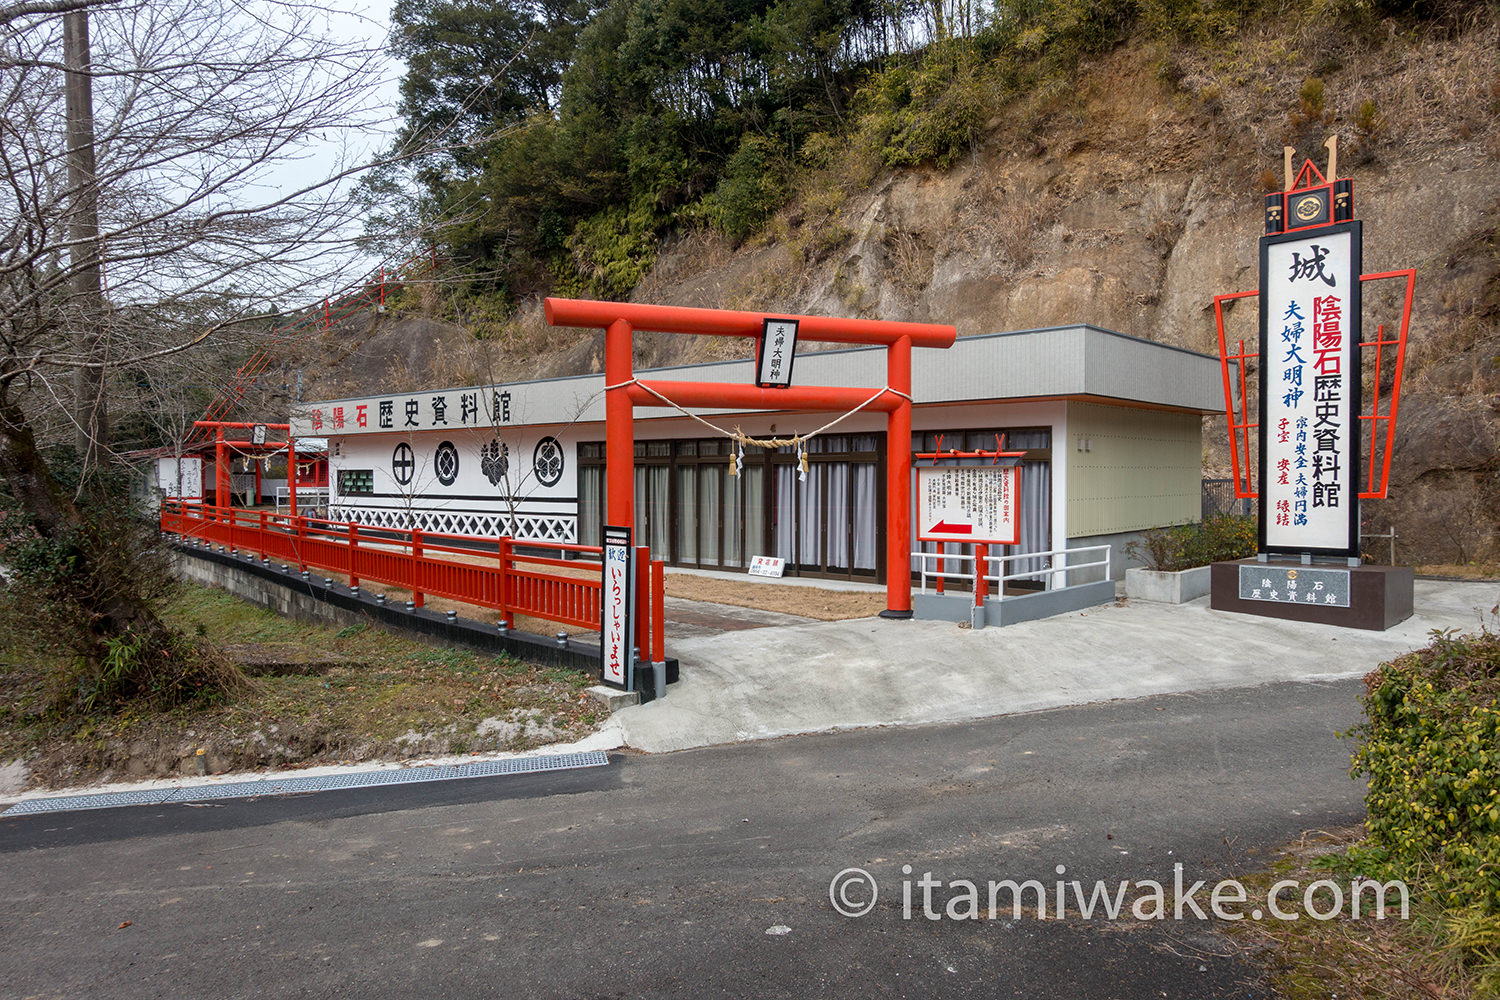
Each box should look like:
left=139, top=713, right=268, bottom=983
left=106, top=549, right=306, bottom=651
left=294, top=513, right=307, bottom=572
left=651, top=559, right=665, bottom=665
left=974, top=542, right=988, bottom=611
left=258, top=510, right=268, bottom=560
left=348, top=522, right=360, bottom=590
left=411, top=528, right=424, bottom=608
left=497, top=536, right=514, bottom=628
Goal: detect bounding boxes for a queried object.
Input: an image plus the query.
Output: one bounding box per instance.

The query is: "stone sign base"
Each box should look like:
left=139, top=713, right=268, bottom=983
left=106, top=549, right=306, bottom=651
left=1210, top=559, right=1414, bottom=631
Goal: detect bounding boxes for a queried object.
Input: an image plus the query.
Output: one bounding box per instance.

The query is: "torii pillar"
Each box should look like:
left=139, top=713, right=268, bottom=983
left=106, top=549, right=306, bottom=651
left=546, top=299, right=956, bottom=619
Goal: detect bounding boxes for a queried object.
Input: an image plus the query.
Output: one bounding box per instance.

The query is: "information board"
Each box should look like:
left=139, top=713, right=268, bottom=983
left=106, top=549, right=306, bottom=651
left=157, top=456, right=203, bottom=502
left=917, top=465, right=1020, bottom=546
left=1238, top=564, right=1351, bottom=608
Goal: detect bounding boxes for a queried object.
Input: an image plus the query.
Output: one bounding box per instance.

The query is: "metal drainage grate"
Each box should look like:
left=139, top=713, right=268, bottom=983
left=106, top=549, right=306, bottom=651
left=1, top=750, right=610, bottom=817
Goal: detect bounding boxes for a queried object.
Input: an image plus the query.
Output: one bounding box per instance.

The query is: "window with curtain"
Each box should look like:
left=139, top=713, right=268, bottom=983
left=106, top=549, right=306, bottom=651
left=909, top=428, right=1053, bottom=587
left=584, top=434, right=881, bottom=580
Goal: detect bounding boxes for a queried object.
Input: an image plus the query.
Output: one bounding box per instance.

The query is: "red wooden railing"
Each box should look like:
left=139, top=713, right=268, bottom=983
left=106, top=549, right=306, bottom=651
left=161, top=501, right=666, bottom=666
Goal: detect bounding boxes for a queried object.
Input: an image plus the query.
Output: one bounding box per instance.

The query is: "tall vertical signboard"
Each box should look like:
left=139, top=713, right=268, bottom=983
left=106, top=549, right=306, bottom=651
left=600, top=525, right=635, bottom=691
left=1210, top=141, right=1419, bottom=630
left=1259, top=222, right=1361, bottom=556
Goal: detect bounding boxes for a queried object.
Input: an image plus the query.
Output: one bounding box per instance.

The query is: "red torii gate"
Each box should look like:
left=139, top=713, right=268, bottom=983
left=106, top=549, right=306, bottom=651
left=545, top=298, right=957, bottom=619
left=194, top=420, right=297, bottom=516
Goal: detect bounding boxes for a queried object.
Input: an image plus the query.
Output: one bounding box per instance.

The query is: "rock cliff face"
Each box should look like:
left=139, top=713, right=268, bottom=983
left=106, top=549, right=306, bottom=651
left=625, top=31, right=1500, bottom=566
left=301, top=24, right=1499, bottom=565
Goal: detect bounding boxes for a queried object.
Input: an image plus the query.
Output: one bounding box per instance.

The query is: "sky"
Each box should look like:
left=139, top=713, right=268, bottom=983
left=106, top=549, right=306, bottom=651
left=252, top=2, right=408, bottom=281
left=302, top=1, right=405, bottom=163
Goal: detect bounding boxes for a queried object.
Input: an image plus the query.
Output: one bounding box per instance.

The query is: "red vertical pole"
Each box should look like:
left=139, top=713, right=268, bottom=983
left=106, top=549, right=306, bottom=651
left=348, top=522, right=360, bottom=590
left=651, top=559, right=665, bottom=664
left=605, top=319, right=635, bottom=530
left=411, top=528, right=424, bottom=608
left=258, top=510, right=268, bottom=560
left=287, top=437, right=299, bottom=519
left=634, top=545, right=649, bottom=669
left=215, top=428, right=227, bottom=512
left=498, top=536, right=514, bottom=628
left=882, top=335, right=913, bottom=618
left=974, top=542, right=988, bottom=610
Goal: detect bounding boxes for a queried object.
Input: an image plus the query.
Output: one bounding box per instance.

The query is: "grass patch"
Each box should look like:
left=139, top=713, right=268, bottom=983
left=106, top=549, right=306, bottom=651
left=0, top=582, right=602, bottom=790
left=1225, top=828, right=1479, bottom=1000
left=1230, top=627, right=1500, bottom=999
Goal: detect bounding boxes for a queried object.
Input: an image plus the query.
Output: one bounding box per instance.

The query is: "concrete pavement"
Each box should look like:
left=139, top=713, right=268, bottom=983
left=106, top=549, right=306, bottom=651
left=0, top=681, right=1369, bottom=1000
left=615, top=579, right=1499, bottom=752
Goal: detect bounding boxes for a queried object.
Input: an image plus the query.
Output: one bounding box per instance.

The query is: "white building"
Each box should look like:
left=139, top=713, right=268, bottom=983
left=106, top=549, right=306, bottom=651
left=290, top=324, right=1225, bottom=584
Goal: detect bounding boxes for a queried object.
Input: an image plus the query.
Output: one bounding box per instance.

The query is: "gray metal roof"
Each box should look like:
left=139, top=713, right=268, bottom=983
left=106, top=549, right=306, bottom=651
left=291, top=324, right=1225, bottom=436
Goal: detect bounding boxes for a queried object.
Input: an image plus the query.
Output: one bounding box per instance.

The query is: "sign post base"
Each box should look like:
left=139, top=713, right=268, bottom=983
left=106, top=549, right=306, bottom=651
left=1209, top=559, right=1413, bottom=631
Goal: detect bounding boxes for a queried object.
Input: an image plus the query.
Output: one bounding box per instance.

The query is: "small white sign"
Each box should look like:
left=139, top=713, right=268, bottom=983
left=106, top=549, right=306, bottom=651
left=756, top=318, right=798, bottom=388
left=157, top=456, right=204, bottom=502
left=600, top=525, right=634, bottom=691
left=917, top=465, right=1020, bottom=546
left=748, top=555, right=785, bottom=578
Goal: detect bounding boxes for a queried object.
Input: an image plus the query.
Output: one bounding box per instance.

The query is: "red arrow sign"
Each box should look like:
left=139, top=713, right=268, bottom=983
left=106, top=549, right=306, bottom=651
left=929, top=520, right=973, bottom=534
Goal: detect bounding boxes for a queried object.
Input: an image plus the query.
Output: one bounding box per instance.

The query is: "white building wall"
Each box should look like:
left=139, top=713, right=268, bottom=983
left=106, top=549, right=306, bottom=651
left=328, top=424, right=585, bottom=543
left=325, top=399, right=1074, bottom=555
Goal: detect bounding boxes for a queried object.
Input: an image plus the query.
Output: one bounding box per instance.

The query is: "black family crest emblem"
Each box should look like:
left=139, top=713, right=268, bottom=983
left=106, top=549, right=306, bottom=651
left=481, top=439, right=509, bottom=486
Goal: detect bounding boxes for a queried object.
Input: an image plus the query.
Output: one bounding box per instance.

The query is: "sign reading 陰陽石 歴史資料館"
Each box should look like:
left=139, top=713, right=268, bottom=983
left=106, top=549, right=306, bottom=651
left=1210, top=139, right=1419, bottom=630
left=1260, top=218, right=1360, bottom=556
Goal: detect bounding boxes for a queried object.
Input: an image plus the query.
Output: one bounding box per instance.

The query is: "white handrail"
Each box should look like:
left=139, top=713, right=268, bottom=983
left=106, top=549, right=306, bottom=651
left=913, top=544, right=1112, bottom=599
left=276, top=485, right=329, bottom=513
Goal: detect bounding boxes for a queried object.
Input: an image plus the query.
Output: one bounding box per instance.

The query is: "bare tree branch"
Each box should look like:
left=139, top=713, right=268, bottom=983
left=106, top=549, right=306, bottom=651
left=0, top=0, right=117, bottom=26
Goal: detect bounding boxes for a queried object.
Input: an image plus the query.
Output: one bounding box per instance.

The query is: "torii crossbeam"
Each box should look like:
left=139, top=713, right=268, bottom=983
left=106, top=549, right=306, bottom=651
left=545, top=298, right=957, bottom=618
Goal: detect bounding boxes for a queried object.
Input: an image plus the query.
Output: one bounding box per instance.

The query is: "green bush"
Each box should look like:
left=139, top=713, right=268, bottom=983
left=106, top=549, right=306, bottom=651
left=565, top=196, right=665, bottom=299
left=1124, top=513, right=1257, bottom=572
left=701, top=135, right=789, bottom=244
left=855, top=44, right=991, bottom=171
left=1345, top=628, right=1500, bottom=981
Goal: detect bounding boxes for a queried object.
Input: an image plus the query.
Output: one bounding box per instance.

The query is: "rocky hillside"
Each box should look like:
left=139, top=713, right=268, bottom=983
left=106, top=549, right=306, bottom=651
left=285, top=16, right=1499, bottom=566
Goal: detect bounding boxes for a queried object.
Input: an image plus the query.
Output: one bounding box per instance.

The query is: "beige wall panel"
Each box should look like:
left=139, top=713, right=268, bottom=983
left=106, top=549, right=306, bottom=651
left=1065, top=402, right=1201, bottom=537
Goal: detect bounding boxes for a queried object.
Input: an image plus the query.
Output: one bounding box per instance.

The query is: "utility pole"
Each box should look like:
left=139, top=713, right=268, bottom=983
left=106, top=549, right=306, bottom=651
left=65, top=9, right=107, bottom=474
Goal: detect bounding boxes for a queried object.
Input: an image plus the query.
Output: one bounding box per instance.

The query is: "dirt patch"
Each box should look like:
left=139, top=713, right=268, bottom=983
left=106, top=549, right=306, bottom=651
left=1413, top=563, right=1500, bottom=582
left=0, top=584, right=605, bottom=792
left=222, top=642, right=365, bottom=677
left=665, top=574, right=886, bottom=621
left=1219, top=827, right=1477, bottom=1000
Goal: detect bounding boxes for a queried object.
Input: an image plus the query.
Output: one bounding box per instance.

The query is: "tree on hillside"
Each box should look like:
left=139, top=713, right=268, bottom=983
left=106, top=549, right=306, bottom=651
left=0, top=0, right=392, bottom=706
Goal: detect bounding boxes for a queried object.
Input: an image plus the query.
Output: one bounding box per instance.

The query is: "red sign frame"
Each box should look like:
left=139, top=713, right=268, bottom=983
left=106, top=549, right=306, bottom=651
left=916, top=465, right=1021, bottom=546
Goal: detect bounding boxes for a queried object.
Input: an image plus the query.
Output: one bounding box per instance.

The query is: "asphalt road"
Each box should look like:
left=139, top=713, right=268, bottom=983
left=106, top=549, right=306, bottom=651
left=0, top=678, right=1368, bottom=999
